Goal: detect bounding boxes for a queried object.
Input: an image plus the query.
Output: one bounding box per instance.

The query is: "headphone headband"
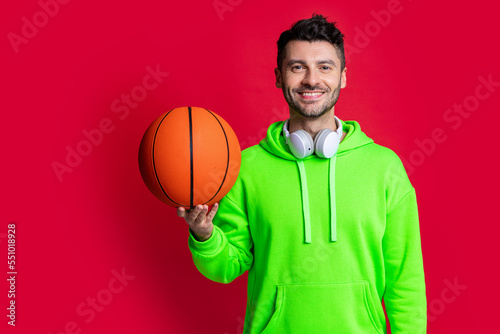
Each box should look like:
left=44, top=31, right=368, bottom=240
left=283, top=116, right=343, bottom=159
left=283, top=116, right=343, bottom=143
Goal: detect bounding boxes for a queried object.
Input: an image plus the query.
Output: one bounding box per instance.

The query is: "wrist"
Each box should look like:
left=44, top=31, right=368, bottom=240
left=190, top=228, right=212, bottom=242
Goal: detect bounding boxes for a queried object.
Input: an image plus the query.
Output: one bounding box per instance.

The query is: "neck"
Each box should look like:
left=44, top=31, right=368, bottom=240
left=289, top=108, right=344, bottom=141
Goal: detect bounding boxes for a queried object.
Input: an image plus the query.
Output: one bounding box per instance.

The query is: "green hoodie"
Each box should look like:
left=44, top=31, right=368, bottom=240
left=188, top=119, right=426, bottom=333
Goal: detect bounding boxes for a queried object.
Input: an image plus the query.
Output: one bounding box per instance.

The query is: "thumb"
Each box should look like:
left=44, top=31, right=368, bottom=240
left=177, top=206, right=186, bottom=218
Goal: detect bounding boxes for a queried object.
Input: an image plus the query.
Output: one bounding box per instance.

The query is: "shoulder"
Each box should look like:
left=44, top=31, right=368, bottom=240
left=240, top=143, right=274, bottom=165
left=361, top=142, right=414, bottom=190
left=364, top=142, right=402, bottom=161
left=352, top=141, right=406, bottom=174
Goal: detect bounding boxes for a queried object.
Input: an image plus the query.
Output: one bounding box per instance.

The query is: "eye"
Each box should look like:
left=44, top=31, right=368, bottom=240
left=320, top=66, right=332, bottom=71
left=291, top=65, right=305, bottom=72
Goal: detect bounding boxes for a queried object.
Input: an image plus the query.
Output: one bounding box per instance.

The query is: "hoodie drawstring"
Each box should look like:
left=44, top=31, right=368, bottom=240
left=329, top=155, right=337, bottom=242
left=296, top=160, right=311, bottom=244
left=296, top=158, right=337, bottom=244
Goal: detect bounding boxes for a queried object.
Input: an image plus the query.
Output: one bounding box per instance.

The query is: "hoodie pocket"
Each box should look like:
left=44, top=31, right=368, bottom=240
left=261, top=281, right=383, bottom=334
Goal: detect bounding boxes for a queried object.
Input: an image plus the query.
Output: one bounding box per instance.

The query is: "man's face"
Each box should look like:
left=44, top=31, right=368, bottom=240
left=275, top=40, right=347, bottom=118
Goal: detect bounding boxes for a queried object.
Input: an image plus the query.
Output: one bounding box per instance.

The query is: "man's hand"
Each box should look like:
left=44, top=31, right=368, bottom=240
left=177, top=203, right=218, bottom=242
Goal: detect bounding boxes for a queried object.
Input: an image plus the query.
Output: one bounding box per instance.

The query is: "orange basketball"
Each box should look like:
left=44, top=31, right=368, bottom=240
left=138, top=106, right=241, bottom=208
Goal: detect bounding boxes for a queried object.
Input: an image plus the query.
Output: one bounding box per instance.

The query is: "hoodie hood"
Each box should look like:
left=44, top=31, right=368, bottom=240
left=259, top=118, right=374, bottom=160
left=259, top=118, right=374, bottom=244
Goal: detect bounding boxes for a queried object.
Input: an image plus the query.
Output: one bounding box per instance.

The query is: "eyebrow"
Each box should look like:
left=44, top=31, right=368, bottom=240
left=287, top=59, right=337, bottom=67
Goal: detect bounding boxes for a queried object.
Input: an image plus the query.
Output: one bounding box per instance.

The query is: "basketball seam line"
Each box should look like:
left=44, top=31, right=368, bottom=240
left=188, top=107, right=194, bottom=209
left=204, top=108, right=230, bottom=205
left=152, top=109, right=182, bottom=206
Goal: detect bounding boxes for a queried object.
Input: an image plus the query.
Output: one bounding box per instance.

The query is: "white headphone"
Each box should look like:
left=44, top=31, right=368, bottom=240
left=283, top=116, right=343, bottom=159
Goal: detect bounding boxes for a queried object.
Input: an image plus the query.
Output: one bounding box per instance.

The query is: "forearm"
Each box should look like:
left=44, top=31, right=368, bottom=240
left=383, top=189, right=427, bottom=332
left=189, top=224, right=253, bottom=283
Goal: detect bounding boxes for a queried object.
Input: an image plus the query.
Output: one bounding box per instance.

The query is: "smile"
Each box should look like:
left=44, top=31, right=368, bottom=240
left=298, top=92, right=324, bottom=99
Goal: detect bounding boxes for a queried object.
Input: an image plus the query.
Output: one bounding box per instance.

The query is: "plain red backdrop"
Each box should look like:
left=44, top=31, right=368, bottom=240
left=1, top=0, right=499, bottom=333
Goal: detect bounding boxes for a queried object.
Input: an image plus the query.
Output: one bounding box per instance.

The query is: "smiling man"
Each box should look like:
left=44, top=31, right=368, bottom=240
left=178, top=14, right=427, bottom=333
left=277, top=41, right=345, bottom=118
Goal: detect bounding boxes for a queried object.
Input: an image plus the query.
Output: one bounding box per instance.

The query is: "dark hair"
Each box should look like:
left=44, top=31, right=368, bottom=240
left=276, top=14, right=345, bottom=72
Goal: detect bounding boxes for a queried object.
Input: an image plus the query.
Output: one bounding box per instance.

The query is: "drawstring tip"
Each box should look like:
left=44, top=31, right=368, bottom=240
left=330, top=223, right=337, bottom=242
left=305, top=229, right=312, bottom=244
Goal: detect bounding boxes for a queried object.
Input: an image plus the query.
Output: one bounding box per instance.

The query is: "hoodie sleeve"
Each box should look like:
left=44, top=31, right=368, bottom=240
left=382, top=187, right=427, bottom=333
left=188, top=194, right=254, bottom=284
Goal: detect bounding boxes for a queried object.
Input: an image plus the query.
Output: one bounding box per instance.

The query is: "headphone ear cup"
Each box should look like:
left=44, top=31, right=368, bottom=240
left=314, top=129, right=340, bottom=159
left=289, top=130, right=314, bottom=159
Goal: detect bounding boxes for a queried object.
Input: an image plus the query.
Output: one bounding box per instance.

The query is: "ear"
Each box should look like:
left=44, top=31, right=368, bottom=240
left=274, top=67, right=282, bottom=89
left=340, top=66, right=347, bottom=89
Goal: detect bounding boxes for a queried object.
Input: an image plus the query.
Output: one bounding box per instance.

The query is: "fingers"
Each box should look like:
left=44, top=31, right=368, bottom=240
left=178, top=205, right=205, bottom=225
left=206, top=203, right=219, bottom=221
left=194, top=205, right=209, bottom=224
left=177, top=203, right=218, bottom=228
left=177, top=205, right=201, bottom=220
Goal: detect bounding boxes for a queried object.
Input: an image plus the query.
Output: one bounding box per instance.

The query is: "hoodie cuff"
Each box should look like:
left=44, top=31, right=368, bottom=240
left=188, top=225, right=223, bottom=256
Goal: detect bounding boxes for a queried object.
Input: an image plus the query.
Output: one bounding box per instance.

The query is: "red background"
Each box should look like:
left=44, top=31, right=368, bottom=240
left=1, top=0, right=499, bottom=333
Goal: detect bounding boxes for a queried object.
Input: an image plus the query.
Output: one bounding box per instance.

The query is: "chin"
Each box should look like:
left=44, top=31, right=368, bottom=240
left=295, top=105, right=331, bottom=118
left=295, top=110, right=329, bottom=119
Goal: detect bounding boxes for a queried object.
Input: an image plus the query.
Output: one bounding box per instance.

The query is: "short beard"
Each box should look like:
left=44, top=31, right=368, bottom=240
left=282, top=84, right=341, bottom=119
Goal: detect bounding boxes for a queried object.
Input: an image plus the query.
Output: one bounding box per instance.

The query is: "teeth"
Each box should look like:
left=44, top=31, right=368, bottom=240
left=301, top=92, right=322, bottom=96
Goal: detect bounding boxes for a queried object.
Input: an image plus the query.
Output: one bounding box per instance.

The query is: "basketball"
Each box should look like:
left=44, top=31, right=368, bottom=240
left=138, top=106, right=241, bottom=208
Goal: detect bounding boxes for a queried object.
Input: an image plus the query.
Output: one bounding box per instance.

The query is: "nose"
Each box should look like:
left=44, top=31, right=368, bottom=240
left=302, top=69, right=320, bottom=87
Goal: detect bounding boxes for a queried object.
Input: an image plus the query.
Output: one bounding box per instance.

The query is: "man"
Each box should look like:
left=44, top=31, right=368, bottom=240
left=178, top=14, right=426, bottom=333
